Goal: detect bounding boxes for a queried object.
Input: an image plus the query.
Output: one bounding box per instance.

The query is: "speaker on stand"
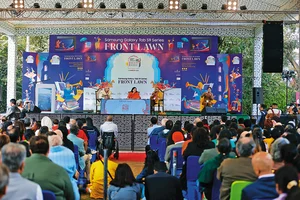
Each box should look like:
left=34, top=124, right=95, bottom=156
left=253, top=87, right=263, bottom=119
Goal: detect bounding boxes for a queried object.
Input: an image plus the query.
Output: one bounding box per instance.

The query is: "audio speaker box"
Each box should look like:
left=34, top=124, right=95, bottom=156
left=263, top=22, right=283, bottom=73
left=253, top=87, right=263, bottom=104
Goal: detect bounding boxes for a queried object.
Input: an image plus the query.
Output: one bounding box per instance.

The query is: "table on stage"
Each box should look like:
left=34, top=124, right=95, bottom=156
left=100, top=99, right=150, bottom=114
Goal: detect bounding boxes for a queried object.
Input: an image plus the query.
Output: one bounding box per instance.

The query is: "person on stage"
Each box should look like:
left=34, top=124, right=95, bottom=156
left=127, top=87, right=141, bottom=99
left=150, top=87, right=163, bottom=106
left=99, top=87, right=112, bottom=99
left=201, top=87, right=216, bottom=108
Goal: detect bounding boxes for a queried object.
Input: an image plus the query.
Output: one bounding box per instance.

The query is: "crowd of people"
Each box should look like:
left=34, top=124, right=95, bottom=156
left=1, top=98, right=300, bottom=199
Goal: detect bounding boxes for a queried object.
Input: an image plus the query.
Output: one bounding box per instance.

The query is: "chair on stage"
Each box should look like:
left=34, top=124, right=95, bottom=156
left=186, top=156, right=203, bottom=200
left=42, top=190, right=56, bottom=200
left=87, top=130, right=97, bottom=163
left=169, top=147, right=184, bottom=178
left=99, top=132, right=119, bottom=159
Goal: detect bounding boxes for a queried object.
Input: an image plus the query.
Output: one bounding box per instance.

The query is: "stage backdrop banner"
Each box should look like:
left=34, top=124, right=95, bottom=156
left=50, top=35, right=219, bottom=54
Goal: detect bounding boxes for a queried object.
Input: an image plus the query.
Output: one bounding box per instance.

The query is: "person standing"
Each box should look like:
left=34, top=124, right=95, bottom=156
left=5, top=99, right=20, bottom=121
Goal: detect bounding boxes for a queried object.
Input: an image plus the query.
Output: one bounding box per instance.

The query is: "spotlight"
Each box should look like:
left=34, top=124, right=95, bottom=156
left=82, top=0, right=94, bottom=8
left=77, top=3, right=83, bottom=8
left=137, top=2, right=143, bottom=9
left=11, top=0, right=24, bottom=9
left=221, top=4, right=227, bottom=10
left=120, top=3, right=126, bottom=9
left=99, top=2, right=106, bottom=8
left=158, top=3, right=164, bottom=9
left=33, top=3, right=40, bottom=8
left=240, top=5, right=247, bottom=10
left=181, top=3, right=187, bottom=9
left=169, top=0, right=180, bottom=10
left=55, top=2, right=62, bottom=8
left=201, top=3, right=207, bottom=10
left=227, top=0, right=238, bottom=10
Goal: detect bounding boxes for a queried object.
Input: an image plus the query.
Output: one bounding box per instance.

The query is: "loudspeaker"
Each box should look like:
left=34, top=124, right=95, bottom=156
left=201, top=107, right=227, bottom=115
left=253, top=87, right=263, bottom=104
left=263, top=21, right=283, bottom=73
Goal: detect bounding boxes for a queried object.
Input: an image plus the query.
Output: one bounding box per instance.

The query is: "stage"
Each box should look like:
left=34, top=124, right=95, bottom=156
left=27, top=113, right=249, bottom=151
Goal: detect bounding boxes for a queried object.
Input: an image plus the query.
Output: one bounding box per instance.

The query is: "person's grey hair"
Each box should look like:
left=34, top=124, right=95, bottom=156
left=0, top=164, right=9, bottom=195
left=48, top=135, right=63, bottom=147
left=236, top=138, right=256, bottom=157
left=69, top=124, right=79, bottom=135
left=1, top=143, right=26, bottom=172
left=271, top=137, right=290, bottom=162
left=16, top=99, right=23, bottom=106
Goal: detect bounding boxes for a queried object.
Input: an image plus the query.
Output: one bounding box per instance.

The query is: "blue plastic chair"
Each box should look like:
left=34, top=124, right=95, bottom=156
left=42, top=190, right=56, bottom=200
left=150, top=135, right=159, bottom=150
left=211, top=170, right=221, bottom=200
left=186, top=156, right=203, bottom=200
left=73, top=145, right=79, bottom=170
left=87, top=130, right=97, bottom=162
left=169, top=147, right=184, bottom=178
left=158, top=139, right=166, bottom=162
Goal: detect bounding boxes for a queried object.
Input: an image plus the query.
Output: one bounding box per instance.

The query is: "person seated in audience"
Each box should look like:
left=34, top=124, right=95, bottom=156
left=1, top=143, right=42, bottom=200
left=217, top=137, right=257, bottom=200
left=88, top=152, right=118, bottom=199
left=37, top=126, right=49, bottom=136
left=198, top=138, right=234, bottom=200
left=274, top=165, right=300, bottom=200
left=67, top=124, right=91, bottom=181
left=0, top=164, right=9, bottom=199
left=238, top=118, right=245, bottom=129
left=193, top=117, right=201, bottom=126
left=100, top=115, right=118, bottom=138
left=62, top=116, right=71, bottom=130
left=76, top=119, right=89, bottom=149
left=22, top=136, right=75, bottom=200
left=147, top=117, right=160, bottom=144
left=181, top=127, right=215, bottom=190
left=84, top=117, right=101, bottom=139
left=108, top=163, right=141, bottom=200
left=199, top=129, right=236, bottom=164
left=127, top=87, right=141, bottom=99
left=136, top=148, right=159, bottom=182
left=0, top=135, right=10, bottom=150
left=41, top=116, right=53, bottom=131
left=166, top=121, right=185, bottom=146
left=145, top=162, right=183, bottom=200
left=32, top=121, right=41, bottom=136
left=252, top=127, right=267, bottom=152
left=181, top=123, right=195, bottom=154
left=58, top=126, right=74, bottom=152
left=271, top=137, right=290, bottom=171
left=165, top=132, right=185, bottom=167
left=242, top=152, right=278, bottom=200
left=48, top=135, right=80, bottom=200
left=52, top=119, right=59, bottom=131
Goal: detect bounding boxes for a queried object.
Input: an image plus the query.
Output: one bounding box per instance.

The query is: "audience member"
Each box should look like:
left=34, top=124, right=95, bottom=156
left=52, top=119, right=59, bottom=131
left=0, top=164, right=9, bottom=199
left=242, top=152, right=278, bottom=200
left=100, top=115, right=118, bottom=138
left=0, top=135, right=10, bottom=150
left=38, top=126, right=49, bottom=136
left=165, top=132, right=185, bottom=165
left=76, top=119, right=89, bottom=149
left=217, top=137, right=257, bottom=200
left=145, top=162, right=183, bottom=200
left=58, top=126, right=74, bottom=152
left=54, top=129, right=63, bottom=139
left=193, top=117, right=201, bottom=126
left=5, top=98, right=20, bottom=121
left=274, top=165, right=300, bottom=200
left=48, top=135, right=80, bottom=200
left=1, top=143, right=42, bottom=200
left=221, top=115, right=227, bottom=125
left=166, top=121, right=185, bottom=146
left=159, top=120, right=173, bottom=139
left=252, top=128, right=267, bottom=152
left=108, top=163, right=141, bottom=200
left=22, top=136, right=75, bottom=200
left=280, top=144, right=297, bottom=167
left=41, top=116, right=53, bottom=131
left=181, top=123, right=194, bottom=154
left=88, top=154, right=118, bottom=199
left=62, top=116, right=71, bottom=129
left=198, top=138, right=234, bottom=200
left=136, top=149, right=159, bottom=182
left=147, top=117, right=160, bottom=144
left=271, top=138, right=290, bottom=171
left=85, top=117, right=101, bottom=138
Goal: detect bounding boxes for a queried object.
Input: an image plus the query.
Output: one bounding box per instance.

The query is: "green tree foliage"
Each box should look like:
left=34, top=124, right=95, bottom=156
left=0, top=35, right=49, bottom=112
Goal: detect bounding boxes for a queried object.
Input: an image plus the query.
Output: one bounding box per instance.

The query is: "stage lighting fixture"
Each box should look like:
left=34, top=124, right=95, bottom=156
left=240, top=5, right=247, bottom=10
left=11, top=0, right=24, bottom=9
left=82, top=0, right=94, bottom=8
left=181, top=3, right=187, bottom=9
left=201, top=3, right=207, bottom=10
left=55, top=2, right=62, bottom=8
left=99, top=2, right=106, bottom=8
left=221, top=4, right=227, bottom=10
left=120, top=3, right=126, bottom=9
left=137, top=2, right=143, bottom=9
left=227, top=0, right=238, bottom=10
left=158, top=3, right=164, bottom=9
left=169, top=0, right=180, bottom=10
left=33, top=3, right=40, bottom=8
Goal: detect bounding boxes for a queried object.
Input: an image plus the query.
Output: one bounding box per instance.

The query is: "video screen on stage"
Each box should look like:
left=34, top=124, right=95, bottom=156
left=22, top=35, right=242, bottom=114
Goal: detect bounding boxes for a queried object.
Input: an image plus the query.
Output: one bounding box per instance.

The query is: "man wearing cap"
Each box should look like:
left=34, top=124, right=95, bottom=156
left=164, top=132, right=185, bottom=169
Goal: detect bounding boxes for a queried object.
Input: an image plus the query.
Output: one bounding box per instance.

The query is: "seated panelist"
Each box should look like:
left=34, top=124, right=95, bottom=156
left=150, top=87, right=163, bottom=106
left=99, top=87, right=112, bottom=99
left=127, top=87, right=141, bottom=99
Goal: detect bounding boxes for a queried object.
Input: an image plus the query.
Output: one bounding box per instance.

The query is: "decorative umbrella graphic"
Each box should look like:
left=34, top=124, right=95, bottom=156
left=178, top=37, right=189, bottom=48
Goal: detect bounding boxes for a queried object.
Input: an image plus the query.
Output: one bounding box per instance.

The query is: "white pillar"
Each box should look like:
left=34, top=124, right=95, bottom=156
left=7, top=35, right=17, bottom=108
left=26, top=36, right=30, bottom=52
left=252, top=26, right=263, bottom=117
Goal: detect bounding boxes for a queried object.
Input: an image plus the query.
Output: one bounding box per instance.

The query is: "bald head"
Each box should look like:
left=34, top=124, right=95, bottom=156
left=252, top=152, right=274, bottom=176
left=106, top=115, right=113, bottom=122
left=69, top=119, right=76, bottom=125
left=193, top=117, right=201, bottom=126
